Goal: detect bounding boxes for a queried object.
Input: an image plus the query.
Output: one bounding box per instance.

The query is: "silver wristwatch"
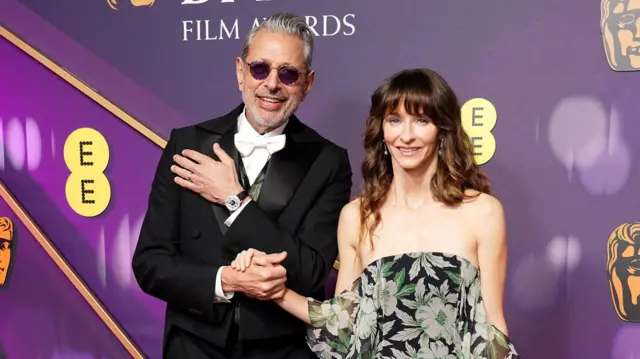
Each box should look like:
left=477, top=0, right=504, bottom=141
left=225, top=190, right=248, bottom=212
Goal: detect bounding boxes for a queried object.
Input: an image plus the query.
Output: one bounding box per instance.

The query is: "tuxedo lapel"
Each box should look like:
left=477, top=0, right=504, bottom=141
left=195, top=105, right=324, bottom=224
left=214, top=126, right=240, bottom=166
left=257, top=117, right=322, bottom=218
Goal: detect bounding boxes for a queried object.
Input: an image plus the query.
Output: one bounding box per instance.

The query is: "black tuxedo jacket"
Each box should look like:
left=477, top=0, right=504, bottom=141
left=132, top=104, right=353, bottom=350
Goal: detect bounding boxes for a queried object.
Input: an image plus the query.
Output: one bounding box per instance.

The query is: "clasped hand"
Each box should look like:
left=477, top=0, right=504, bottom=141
left=230, top=249, right=288, bottom=300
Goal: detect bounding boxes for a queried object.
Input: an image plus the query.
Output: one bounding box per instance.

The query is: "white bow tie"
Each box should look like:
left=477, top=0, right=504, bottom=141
left=234, top=133, right=286, bottom=156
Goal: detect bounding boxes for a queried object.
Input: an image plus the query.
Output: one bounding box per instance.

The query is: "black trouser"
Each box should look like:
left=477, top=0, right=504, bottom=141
left=164, top=323, right=316, bottom=359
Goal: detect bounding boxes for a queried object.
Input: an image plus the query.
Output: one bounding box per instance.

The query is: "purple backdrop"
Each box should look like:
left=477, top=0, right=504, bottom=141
left=0, top=197, right=132, bottom=358
left=0, top=35, right=165, bottom=358
left=1, top=0, right=640, bottom=358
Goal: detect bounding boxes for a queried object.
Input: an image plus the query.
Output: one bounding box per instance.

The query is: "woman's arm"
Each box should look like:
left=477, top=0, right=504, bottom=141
left=274, top=200, right=361, bottom=323
left=231, top=200, right=362, bottom=324
left=273, top=289, right=312, bottom=324
left=475, top=194, right=509, bottom=335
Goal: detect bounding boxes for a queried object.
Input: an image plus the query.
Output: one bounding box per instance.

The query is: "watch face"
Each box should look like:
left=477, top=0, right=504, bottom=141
left=225, top=195, right=240, bottom=211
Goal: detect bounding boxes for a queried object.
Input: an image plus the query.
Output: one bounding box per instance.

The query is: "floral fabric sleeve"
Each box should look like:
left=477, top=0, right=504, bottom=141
left=463, top=281, right=520, bottom=359
left=305, top=285, right=361, bottom=359
left=463, top=322, right=520, bottom=359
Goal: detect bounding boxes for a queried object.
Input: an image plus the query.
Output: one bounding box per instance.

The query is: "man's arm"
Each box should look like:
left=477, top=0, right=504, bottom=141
left=223, top=148, right=352, bottom=297
left=131, top=128, right=222, bottom=320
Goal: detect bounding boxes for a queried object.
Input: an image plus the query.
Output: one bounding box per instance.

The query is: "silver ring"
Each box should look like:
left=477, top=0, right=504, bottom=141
left=188, top=172, right=193, bottom=182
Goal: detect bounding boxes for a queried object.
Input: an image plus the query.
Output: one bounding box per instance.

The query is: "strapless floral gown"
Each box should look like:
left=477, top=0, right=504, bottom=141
left=305, top=252, right=520, bottom=359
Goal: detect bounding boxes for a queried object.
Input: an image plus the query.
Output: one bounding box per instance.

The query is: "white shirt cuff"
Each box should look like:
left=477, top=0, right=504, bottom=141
left=223, top=199, right=251, bottom=227
left=214, top=266, right=234, bottom=303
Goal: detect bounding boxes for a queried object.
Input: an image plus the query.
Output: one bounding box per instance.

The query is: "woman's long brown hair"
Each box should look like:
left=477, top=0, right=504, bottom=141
left=358, top=68, right=492, bottom=251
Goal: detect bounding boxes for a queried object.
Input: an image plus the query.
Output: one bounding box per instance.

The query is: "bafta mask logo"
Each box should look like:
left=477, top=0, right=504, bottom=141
left=107, top=0, right=155, bottom=10
left=601, top=0, right=640, bottom=71
left=0, top=217, right=14, bottom=287
left=608, top=222, right=640, bottom=322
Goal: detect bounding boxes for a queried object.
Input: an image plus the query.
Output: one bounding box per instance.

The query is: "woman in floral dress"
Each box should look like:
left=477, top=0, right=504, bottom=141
left=232, top=68, right=520, bottom=358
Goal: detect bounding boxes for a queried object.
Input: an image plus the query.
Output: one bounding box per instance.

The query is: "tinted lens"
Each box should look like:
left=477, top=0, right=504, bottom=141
left=248, top=62, right=271, bottom=80
left=277, top=68, right=300, bottom=85
left=248, top=61, right=301, bottom=85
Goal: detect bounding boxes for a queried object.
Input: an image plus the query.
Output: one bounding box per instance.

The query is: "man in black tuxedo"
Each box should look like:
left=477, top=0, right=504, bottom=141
left=132, top=12, right=352, bottom=359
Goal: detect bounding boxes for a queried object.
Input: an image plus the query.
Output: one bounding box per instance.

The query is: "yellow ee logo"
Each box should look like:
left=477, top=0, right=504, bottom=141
left=63, top=128, right=111, bottom=217
left=461, top=98, right=497, bottom=165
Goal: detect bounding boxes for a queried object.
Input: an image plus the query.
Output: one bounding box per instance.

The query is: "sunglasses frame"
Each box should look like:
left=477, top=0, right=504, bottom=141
left=243, top=59, right=309, bottom=85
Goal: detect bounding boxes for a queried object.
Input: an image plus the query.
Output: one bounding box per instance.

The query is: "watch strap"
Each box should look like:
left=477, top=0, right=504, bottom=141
left=236, top=190, right=249, bottom=202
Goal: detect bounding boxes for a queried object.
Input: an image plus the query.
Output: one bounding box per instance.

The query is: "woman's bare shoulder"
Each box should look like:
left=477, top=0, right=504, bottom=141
left=341, top=198, right=362, bottom=218
left=338, top=198, right=363, bottom=248
left=462, top=191, right=506, bottom=245
left=463, top=191, right=504, bottom=217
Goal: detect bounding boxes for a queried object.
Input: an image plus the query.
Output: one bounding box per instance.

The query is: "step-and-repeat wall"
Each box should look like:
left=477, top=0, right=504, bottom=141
left=0, top=0, right=639, bottom=358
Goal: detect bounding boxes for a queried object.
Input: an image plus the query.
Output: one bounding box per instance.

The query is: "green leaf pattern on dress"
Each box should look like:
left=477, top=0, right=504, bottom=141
left=306, top=252, right=519, bottom=359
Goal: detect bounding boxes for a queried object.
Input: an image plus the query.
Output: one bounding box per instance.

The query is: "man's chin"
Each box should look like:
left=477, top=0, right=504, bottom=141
left=255, top=111, right=288, bottom=128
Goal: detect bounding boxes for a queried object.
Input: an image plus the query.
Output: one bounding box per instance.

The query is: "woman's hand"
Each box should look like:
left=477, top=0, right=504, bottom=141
left=231, top=248, right=267, bottom=272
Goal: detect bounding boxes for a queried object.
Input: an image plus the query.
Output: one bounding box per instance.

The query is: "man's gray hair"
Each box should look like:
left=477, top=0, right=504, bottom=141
left=241, top=12, right=314, bottom=69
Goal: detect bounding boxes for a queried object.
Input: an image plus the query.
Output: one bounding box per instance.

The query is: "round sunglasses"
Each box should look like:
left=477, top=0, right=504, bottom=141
left=245, top=60, right=306, bottom=85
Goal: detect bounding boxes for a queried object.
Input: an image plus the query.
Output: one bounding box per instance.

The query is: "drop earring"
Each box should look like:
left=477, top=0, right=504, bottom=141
left=383, top=141, right=388, bottom=155
left=438, top=138, right=443, bottom=156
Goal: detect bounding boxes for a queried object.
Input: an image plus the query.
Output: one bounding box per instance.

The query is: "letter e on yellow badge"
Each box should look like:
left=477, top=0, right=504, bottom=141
left=461, top=98, right=497, bottom=165
left=64, top=128, right=111, bottom=217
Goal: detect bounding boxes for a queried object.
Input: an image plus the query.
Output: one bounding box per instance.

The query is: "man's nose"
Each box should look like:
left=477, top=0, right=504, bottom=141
left=263, top=69, right=280, bottom=90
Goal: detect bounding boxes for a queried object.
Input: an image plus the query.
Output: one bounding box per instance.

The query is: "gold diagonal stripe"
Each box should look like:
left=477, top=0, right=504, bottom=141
left=0, top=25, right=166, bottom=148
left=0, top=24, right=340, bottom=277
left=0, top=180, right=145, bottom=358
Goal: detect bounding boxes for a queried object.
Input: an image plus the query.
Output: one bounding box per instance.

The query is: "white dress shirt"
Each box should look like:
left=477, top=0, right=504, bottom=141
left=214, top=108, right=287, bottom=303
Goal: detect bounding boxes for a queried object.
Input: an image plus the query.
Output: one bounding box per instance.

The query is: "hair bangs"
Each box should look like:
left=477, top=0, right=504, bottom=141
left=378, top=71, right=438, bottom=122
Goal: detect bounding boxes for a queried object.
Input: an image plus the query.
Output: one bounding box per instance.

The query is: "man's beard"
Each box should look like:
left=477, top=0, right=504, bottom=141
left=244, top=93, right=299, bottom=131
